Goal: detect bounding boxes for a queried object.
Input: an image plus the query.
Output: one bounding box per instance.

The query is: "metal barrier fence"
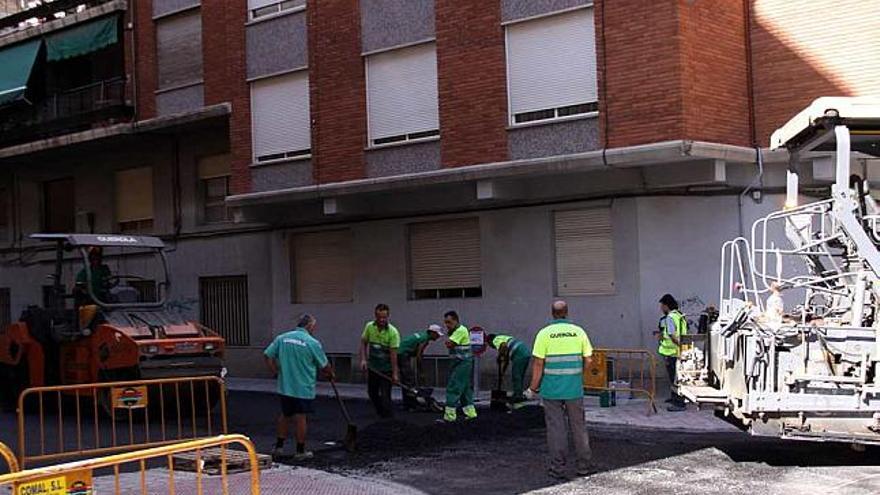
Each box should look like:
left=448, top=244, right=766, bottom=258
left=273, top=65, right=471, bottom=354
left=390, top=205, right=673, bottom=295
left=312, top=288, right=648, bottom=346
left=0, top=434, right=260, bottom=495
left=583, top=348, right=658, bottom=414
left=0, top=441, right=18, bottom=474
left=17, top=376, right=227, bottom=468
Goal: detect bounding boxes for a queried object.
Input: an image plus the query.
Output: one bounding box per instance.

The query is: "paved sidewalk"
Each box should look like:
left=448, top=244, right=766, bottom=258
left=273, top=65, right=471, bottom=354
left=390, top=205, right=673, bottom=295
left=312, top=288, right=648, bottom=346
left=227, top=377, right=738, bottom=434
left=94, top=465, right=426, bottom=495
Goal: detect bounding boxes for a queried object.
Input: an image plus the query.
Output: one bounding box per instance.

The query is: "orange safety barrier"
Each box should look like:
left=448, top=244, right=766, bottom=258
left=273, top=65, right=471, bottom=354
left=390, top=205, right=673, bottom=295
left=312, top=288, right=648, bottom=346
left=17, top=376, right=227, bottom=468
left=0, top=434, right=260, bottom=495
left=583, top=348, right=658, bottom=414
left=0, top=441, right=19, bottom=474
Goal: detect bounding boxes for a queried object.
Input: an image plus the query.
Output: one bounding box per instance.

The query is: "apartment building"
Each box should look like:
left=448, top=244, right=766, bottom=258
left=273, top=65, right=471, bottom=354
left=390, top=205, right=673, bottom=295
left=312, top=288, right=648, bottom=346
left=0, top=0, right=878, bottom=380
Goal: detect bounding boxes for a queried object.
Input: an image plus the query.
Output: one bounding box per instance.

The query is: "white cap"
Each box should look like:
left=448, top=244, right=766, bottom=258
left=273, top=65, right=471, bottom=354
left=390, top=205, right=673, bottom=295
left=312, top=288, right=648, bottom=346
left=427, top=324, right=444, bottom=336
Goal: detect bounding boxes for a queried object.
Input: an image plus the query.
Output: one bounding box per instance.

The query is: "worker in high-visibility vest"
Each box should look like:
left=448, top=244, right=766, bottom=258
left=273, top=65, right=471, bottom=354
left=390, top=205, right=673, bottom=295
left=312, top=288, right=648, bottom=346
left=442, top=310, right=477, bottom=422
left=525, top=300, right=594, bottom=479
left=398, top=324, right=444, bottom=410
left=487, top=333, right=531, bottom=405
left=656, top=293, right=687, bottom=412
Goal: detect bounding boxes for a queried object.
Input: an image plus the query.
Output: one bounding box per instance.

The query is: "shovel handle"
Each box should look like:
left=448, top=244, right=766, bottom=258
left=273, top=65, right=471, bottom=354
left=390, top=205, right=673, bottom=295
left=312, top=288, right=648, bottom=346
left=329, top=378, right=354, bottom=424
left=369, top=367, right=419, bottom=394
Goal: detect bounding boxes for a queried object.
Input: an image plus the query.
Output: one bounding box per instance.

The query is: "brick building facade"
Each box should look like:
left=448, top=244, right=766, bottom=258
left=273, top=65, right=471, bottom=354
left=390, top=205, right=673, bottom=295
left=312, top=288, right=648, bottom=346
left=0, top=0, right=877, bottom=379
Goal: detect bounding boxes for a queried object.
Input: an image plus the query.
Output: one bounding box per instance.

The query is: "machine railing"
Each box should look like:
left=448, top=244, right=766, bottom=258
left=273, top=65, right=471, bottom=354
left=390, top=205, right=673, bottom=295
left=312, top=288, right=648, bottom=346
left=0, top=434, right=261, bottom=495
left=17, top=376, right=227, bottom=468
left=583, top=348, right=657, bottom=414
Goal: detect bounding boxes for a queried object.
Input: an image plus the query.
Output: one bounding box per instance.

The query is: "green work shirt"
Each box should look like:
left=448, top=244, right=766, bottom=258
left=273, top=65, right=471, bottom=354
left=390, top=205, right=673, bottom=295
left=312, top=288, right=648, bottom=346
left=399, top=332, right=431, bottom=358
left=76, top=264, right=111, bottom=300
left=264, top=328, right=329, bottom=399
left=493, top=335, right=529, bottom=360
left=448, top=325, right=472, bottom=361
left=362, top=321, right=400, bottom=372
left=532, top=320, right=593, bottom=400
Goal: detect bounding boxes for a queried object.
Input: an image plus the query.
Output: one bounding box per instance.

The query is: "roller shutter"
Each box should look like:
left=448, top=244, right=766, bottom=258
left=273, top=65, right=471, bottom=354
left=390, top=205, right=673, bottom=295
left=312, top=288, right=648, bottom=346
left=554, top=208, right=614, bottom=295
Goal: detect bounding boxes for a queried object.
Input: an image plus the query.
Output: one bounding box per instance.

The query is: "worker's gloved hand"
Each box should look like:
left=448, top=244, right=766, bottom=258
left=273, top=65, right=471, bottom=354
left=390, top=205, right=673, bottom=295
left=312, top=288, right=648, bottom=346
left=360, top=359, right=367, bottom=372
left=392, top=371, right=400, bottom=384
left=524, top=388, right=538, bottom=400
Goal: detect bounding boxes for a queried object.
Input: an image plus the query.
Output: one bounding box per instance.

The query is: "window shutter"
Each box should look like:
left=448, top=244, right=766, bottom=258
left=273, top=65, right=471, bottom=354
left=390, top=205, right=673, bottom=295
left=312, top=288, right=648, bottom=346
left=251, top=71, right=311, bottom=161
left=248, top=0, right=280, bottom=10
left=291, top=230, right=353, bottom=303
left=198, top=153, right=231, bottom=179
left=506, top=8, right=597, bottom=116
left=116, top=167, right=154, bottom=223
left=409, top=218, right=481, bottom=291
left=366, top=42, right=439, bottom=143
left=554, top=208, right=614, bottom=296
left=156, top=9, right=203, bottom=89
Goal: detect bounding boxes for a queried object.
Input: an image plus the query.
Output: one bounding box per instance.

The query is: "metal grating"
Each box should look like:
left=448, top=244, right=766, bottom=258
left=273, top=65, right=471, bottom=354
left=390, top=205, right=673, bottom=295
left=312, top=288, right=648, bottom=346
left=0, top=288, right=10, bottom=327
left=199, top=276, right=249, bottom=347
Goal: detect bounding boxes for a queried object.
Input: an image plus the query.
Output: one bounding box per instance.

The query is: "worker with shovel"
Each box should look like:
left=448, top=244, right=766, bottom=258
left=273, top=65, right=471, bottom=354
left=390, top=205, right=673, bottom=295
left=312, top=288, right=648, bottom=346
left=264, top=313, right=333, bottom=460
left=359, top=303, right=401, bottom=418
left=397, top=324, right=445, bottom=410
left=487, top=333, right=531, bottom=407
left=443, top=311, right=477, bottom=422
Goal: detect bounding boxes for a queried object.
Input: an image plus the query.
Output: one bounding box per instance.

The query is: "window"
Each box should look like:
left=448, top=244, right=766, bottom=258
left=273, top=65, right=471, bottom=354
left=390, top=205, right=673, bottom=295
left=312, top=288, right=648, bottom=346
left=409, top=218, right=481, bottom=300
left=156, top=9, right=203, bottom=90
left=290, top=230, right=353, bottom=304
left=200, top=276, right=250, bottom=346
left=0, top=288, right=10, bottom=327
left=251, top=71, right=311, bottom=163
left=554, top=208, right=615, bottom=296
left=506, top=8, right=598, bottom=125
left=366, top=42, right=439, bottom=147
left=115, top=167, right=154, bottom=234
left=198, top=154, right=231, bottom=224
left=43, top=178, right=75, bottom=233
left=248, top=0, right=305, bottom=20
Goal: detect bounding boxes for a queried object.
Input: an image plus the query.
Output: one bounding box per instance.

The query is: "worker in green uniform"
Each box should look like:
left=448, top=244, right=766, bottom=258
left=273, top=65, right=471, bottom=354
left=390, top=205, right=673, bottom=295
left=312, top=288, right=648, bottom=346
left=442, top=310, right=477, bottom=422
left=75, top=246, right=112, bottom=304
left=655, top=293, right=688, bottom=412
left=264, top=313, right=333, bottom=460
left=398, top=324, right=444, bottom=410
left=359, top=303, right=400, bottom=418
left=487, top=333, right=531, bottom=405
left=526, top=300, right=595, bottom=479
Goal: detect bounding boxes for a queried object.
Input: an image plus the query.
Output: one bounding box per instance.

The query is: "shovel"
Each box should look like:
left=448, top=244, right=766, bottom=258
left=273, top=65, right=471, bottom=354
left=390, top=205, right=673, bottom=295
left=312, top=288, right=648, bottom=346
left=329, top=378, right=357, bottom=452
left=369, top=368, right=444, bottom=413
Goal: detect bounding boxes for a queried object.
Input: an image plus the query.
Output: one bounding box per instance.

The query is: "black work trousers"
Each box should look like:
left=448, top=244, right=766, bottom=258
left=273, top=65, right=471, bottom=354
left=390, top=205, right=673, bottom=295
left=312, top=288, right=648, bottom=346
left=367, top=369, right=394, bottom=418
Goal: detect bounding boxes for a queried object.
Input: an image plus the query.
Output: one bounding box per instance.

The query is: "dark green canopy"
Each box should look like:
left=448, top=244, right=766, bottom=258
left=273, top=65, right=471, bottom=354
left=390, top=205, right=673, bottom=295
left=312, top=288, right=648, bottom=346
left=0, top=39, right=42, bottom=106
left=45, top=16, right=118, bottom=62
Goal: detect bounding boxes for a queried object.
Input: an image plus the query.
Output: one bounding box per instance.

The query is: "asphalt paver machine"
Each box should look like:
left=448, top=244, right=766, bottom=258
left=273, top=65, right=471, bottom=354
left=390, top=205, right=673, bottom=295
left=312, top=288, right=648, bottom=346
left=678, top=98, right=880, bottom=445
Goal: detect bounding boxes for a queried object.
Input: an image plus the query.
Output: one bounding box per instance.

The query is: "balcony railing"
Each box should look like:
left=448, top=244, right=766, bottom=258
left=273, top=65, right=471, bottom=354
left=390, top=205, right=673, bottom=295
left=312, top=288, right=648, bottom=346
left=37, top=76, right=125, bottom=120
left=0, top=0, right=115, bottom=36
left=0, top=76, right=130, bottom=146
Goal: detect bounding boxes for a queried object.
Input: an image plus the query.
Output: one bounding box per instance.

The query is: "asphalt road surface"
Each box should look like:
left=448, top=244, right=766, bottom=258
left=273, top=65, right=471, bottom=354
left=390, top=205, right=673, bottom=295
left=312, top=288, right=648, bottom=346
left=3, top=390, right=880, bottom=494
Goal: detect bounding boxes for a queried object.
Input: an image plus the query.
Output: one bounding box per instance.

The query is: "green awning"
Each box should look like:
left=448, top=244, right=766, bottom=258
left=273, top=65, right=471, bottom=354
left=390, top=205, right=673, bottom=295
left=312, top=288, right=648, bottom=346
left=45, top=16, right=118, bottom=62
left=0, top=39, right=42, bottom=106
